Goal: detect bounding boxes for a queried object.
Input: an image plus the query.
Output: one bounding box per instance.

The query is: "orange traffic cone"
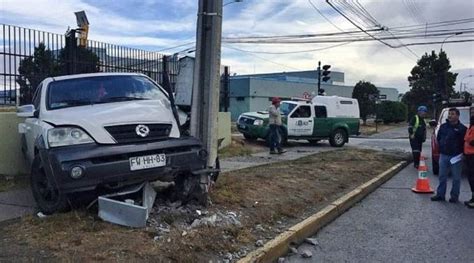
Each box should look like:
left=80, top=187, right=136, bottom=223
left=412, top=154, right=434, bottom=194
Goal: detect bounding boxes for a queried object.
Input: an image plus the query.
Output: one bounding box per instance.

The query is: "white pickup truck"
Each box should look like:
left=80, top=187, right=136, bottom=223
left=17, top=73, right=212, bottom=214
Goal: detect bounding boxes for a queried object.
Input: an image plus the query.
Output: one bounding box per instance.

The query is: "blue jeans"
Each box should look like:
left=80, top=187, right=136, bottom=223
left=269, top=124, right=282, bottom=152
left=436, top=154, right=463, bottom=199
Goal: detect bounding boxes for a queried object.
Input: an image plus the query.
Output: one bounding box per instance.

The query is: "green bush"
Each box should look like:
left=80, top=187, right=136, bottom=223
left=376, top=101, right=408, bottom=124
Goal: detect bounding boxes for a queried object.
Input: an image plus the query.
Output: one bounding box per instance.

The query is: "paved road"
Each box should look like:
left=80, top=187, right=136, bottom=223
left=286, top=134, right=474, bottom=262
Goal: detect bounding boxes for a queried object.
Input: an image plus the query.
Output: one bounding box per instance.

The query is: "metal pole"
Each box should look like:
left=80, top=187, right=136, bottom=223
left=190, top=0, right=223, bottom=168
left=317, top=61, right=321, bottom=95
left=224, top=66, right=229, bottom=112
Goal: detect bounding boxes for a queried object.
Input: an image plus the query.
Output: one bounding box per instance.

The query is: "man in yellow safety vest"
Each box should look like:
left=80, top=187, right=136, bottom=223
left=408, top=105, right=428, bottom=169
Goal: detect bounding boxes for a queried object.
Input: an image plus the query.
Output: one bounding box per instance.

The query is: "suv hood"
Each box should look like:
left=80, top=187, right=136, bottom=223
left=41, top=99, right=179, bottom=144
left=241, top=111, right=269, bottom=120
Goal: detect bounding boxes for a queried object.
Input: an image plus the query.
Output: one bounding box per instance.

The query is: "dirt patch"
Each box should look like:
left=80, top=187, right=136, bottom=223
left=0, top=148, right=406, bottom=262
left=218, top=136, right=267, bottom=158
left=359, top=122, right=405, bottom=136
left=0, top=107, right=16, bottom=112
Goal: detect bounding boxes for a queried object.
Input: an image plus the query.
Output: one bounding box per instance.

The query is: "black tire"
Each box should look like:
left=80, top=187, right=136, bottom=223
left=30, top=156, right=69, bottom=215
left=432, top=160, right=439, bottom=175
left=329, top=129, right=347, bottom=147
left=243, top=133, right=257, bottom=141
left=308, top=140, right=320, bottom=145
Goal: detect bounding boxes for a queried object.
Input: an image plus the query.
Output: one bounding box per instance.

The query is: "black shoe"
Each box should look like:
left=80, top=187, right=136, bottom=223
left=431, top=195, right=445, bottom=202
left=277, top=150, right=286, bottom=154
left=449, top=197, right=459, bottom=203
left=464, top=198, right=474, bottom=207
left=270, top=151, right=277, bottom=154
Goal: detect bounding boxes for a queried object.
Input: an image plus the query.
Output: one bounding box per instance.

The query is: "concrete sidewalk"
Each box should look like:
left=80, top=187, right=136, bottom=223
left=0, top=188, right=35, bottom=221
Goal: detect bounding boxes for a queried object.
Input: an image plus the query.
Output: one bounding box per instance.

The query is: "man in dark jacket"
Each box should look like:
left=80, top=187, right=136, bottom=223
left=431, top=108, right=468, bottom=203
left=408, top=105, right=427, bottom=168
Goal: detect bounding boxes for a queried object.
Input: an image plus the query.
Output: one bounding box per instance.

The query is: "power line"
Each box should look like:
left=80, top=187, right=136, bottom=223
left=222, top=29, right=474, bottom=44
left=225, top=41, right=353, bottom=54
left=223, top=45, right=302, bottom=70
left=155, top=41, right=195, bottom=52
left=393, top=38, right=474, bottom=48
left=326, top=0, right=419, bottom=60
left=307, top=0, right=345, bottom=32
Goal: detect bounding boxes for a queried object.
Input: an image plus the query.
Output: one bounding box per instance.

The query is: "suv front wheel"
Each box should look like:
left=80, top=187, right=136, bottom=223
left=31, top=156, right=69, bottom=215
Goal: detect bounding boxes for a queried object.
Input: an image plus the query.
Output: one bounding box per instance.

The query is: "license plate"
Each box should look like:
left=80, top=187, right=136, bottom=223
left=129, top=154, right=166, bottom=171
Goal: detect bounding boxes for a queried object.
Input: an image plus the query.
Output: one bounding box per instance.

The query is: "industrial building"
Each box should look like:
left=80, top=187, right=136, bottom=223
left=228, top=70, right=399, bottom=120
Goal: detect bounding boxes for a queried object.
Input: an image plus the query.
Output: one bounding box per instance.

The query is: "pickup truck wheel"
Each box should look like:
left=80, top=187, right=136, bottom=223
left=329, top=129, right=347, bottom=147
left=31, top=156, right=69, bottom=215
left=174, top=174, right=210, bottom=207
left=243, top=134, right=257, bottom=141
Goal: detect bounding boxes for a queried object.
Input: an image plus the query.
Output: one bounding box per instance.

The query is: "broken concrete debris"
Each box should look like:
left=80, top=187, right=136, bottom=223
left=255, top=240, right=264, bottom=247
left=300, top=250, right=313, bottom=258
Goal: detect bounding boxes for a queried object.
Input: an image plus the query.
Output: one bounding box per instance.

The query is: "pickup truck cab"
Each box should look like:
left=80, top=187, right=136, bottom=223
left=237, top=96, right=360, bottom=147
left=17, top=73, right=211, bottom=214
left=429, top=98, right=472, bottom=174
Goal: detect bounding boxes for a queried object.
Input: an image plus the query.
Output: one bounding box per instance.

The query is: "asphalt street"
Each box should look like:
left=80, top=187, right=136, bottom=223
left=286, top=127, right=474, bottom=263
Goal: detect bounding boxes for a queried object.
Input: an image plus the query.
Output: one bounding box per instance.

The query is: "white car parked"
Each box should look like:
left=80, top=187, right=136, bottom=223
left=17, top=73, right=212, bottom=214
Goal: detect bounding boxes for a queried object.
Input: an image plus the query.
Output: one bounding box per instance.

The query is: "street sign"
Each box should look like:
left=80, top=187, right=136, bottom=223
left=379, top=94, right=387, bottom=100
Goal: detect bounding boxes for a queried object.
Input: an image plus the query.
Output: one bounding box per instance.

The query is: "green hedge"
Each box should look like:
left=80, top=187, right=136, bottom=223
left=376, top=101, right=408, bottom=124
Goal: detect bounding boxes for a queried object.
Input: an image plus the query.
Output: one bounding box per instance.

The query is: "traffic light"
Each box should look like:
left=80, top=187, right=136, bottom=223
left=432, top=93, right=442, bottom=103
left=322, top=65, right=331, bottom=82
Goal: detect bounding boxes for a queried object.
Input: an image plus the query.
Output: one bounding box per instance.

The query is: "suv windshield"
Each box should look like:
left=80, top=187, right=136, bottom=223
left=280, top=102, right=297, bottom=116
left=47, top=75, right=168, bottom=110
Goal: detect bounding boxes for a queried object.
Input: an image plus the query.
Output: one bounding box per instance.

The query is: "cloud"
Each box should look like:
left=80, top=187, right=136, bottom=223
left=1, top=0, right=473, bottom=94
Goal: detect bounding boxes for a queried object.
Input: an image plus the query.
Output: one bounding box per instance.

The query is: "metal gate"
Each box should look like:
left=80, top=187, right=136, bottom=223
left=1, top=24, right=178, bottom=106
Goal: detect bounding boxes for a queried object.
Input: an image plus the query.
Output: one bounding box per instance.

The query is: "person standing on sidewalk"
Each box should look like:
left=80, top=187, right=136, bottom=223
left=408, top=106, right=428, bottom=168
left=431, top=108, right=467, bottom=203
left=464, top=107, right=474, bottom=208
left=268, top=97, right=285, bottom=154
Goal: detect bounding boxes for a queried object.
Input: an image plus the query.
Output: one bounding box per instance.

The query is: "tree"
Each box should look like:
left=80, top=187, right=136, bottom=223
left=16, top=43, right=60, bottom=104
left=16, top=41, right=100, bottom=105
left=403, top=50, right=457, bottom=119
left=352, top=81, right=379, bottom=124
left=376, top=101, right=408, bottom=124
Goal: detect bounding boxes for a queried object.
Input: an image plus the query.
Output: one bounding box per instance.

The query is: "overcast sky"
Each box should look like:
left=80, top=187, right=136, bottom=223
left=1, top=0, right=473, bottom=93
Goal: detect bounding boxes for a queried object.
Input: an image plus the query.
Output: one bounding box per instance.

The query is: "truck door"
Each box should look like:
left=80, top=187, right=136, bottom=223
left=313, top=105, right=330, bottom=137
left=287, top=105, right=313, bottom=136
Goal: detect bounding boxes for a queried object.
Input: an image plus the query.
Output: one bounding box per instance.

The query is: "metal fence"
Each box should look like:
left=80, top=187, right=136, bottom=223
left=1, top=24, right=178, bottom=106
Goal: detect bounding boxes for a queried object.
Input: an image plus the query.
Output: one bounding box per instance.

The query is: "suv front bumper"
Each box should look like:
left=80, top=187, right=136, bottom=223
left=39, top=137, right=208, bottom=193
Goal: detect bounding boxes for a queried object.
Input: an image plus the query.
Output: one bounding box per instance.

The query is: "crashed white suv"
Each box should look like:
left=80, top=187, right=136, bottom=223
left=17, top=73, right=212, bottom=214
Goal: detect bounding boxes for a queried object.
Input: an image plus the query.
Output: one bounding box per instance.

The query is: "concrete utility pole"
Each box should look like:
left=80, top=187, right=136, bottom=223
left=191, top=0, right=223, bottom=168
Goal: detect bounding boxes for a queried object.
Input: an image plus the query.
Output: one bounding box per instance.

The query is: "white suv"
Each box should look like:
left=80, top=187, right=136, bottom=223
left=17, top=73, right=212, bottom=214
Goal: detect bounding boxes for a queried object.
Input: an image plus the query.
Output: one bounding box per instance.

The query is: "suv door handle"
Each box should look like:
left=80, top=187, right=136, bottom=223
left=308, top=120, right=312, bottom=122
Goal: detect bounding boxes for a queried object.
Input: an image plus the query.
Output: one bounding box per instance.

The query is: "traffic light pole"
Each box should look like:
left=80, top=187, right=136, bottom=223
left=317, top=61, right=321, bottom=95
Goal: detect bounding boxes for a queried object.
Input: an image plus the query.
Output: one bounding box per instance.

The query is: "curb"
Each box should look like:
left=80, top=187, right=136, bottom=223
left=238, top=161, right=409, bottom=263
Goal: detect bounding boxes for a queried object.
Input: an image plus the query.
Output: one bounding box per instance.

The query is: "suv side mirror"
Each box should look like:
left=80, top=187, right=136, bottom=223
left=17, top=104, right=36, bottom=118
left=428, top=119, right=437, bottom=127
